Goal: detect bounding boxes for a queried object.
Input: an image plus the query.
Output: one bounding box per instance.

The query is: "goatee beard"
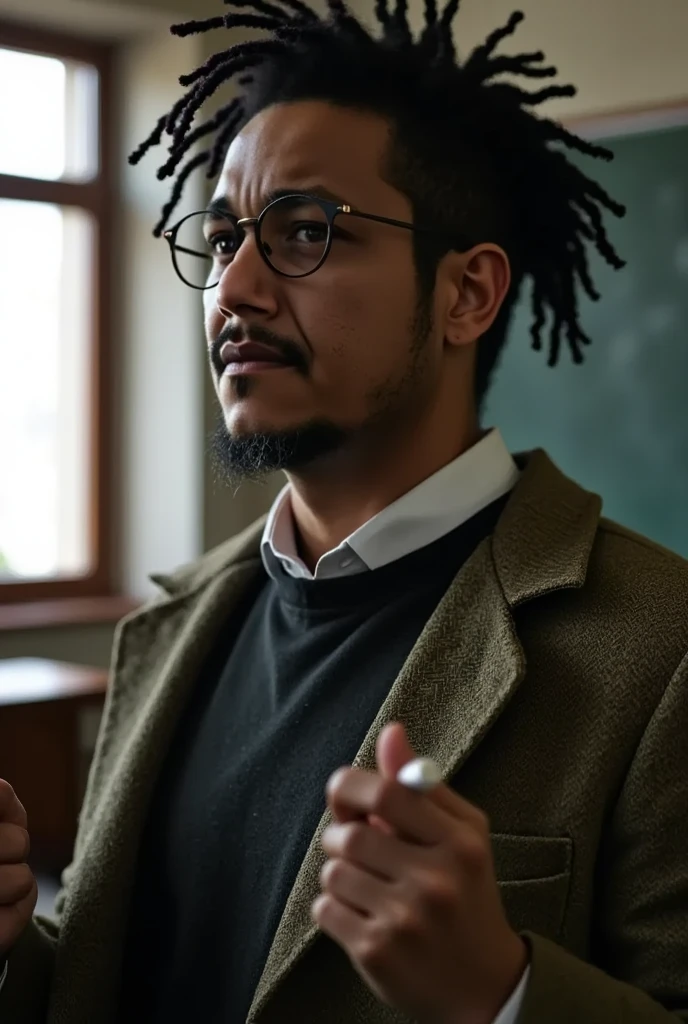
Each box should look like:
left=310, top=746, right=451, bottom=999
left=209, top=416, right=349, bottom=485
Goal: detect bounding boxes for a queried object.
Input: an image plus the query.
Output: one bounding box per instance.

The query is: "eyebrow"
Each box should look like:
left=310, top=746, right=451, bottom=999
left=205, top=185, right=348, bottom=220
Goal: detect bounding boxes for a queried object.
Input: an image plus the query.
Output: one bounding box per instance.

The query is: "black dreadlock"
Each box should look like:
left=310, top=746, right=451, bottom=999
left=130, top=0, right=625, bottom=402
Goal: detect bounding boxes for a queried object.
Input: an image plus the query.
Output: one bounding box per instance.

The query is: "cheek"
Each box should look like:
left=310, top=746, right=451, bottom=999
left=204, top=295, right=222, bottom=342
left=298, top=283, right=417, bottom=419
left=203, top=300, right=225, bottom=397
left=351, top=252, right=419, bottom=347
left=314, top=270, right=418, bottom=371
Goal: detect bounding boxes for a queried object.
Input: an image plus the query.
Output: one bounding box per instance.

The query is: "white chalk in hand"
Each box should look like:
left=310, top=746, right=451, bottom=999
left=397, top=757, right=442, bottom=793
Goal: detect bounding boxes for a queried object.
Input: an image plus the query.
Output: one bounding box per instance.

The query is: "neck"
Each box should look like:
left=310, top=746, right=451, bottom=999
left=287, top=408, right=481, bottom=573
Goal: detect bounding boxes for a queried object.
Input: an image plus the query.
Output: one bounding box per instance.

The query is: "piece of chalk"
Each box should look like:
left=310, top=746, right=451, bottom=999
left=397, top=757, right=442, bottom=793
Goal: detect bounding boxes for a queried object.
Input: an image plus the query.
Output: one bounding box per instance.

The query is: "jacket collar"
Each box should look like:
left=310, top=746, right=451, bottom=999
left=493, top=448, right=601, bottom=606
left=152, top=449, right=601, bottom=609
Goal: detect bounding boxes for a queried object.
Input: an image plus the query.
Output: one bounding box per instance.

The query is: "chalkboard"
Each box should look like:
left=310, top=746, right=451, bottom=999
left=484, top=123, right=688, bottom=558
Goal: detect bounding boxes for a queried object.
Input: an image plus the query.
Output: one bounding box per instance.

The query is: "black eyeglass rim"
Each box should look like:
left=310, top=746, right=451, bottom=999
left=163, top=192, right=475, bottom=290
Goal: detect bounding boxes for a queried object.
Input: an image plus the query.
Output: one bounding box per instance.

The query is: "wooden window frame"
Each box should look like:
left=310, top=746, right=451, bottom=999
left=0, top=21, right=114, bottom=605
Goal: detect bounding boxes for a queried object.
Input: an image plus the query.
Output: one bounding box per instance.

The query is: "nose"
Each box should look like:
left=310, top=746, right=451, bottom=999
left=213, top=226, right=279, bottom=321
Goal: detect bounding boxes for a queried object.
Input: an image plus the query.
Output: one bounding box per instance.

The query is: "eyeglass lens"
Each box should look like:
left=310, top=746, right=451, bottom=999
left=172, top=195, right=332, bottom=287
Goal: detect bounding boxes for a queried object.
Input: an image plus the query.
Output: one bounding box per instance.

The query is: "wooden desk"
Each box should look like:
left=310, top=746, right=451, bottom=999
left=0, top=658, right=108, bottom=873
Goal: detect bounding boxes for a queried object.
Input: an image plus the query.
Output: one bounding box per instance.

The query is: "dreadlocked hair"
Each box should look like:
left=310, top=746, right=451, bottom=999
left=130, top=0, right=626, bottom=403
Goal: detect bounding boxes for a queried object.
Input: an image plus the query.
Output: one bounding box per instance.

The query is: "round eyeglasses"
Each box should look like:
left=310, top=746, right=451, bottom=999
left=163, top=193, right=474, bottom=290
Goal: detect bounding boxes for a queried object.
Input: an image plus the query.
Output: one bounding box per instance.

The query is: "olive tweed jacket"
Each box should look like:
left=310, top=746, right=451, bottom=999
left=3, top=450, right=688, bottom=1024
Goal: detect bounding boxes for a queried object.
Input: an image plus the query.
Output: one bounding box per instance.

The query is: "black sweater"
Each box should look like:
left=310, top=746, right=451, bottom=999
left=116, top=497, right=506, bottom=1023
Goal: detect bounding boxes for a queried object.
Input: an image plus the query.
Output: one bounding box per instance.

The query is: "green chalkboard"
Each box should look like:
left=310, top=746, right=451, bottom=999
left=484, top=124, right=688, bottom=558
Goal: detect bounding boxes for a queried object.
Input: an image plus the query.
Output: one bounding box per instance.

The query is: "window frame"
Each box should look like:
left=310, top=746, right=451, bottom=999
left=0, top=20, right=114, bottom=605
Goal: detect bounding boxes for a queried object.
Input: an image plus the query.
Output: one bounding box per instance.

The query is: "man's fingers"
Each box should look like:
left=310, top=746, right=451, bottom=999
left=0, top=824, right=30, bottom=864
left=327, top=769, right=448, bottom=844
left=322, top=819, right=416, bottom=880
left=425, top=781, right=489, bottom=833
left=0, top=864, right=35, bottom=905
left=320, top=855, right=389, bottom=916
left=311, top=891, right=366, bottom=953
left=0, top=781, right=28, bottom=829
left=327, top=766, right=490, bottom=846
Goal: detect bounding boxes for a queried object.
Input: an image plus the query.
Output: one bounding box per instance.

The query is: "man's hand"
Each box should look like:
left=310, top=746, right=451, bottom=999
left=312, top=723, right=528, bottom=1024
left=0, top=780, right=37, bottom=960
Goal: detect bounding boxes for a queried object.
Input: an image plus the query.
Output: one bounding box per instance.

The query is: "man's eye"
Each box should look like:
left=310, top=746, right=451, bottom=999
left=290, top=223, right=329, bottom=244
left=207, top=231, right=238, bottom=256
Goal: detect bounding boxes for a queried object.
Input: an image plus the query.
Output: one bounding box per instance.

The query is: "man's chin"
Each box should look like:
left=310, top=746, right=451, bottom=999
left=209, top=416, right=349, bottom=483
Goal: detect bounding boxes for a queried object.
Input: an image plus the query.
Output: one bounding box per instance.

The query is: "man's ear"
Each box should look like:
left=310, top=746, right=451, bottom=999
left=440, top=245, right=511, bottom=348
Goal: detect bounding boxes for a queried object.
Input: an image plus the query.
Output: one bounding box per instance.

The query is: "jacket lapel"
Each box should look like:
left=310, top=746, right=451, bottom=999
left=248, top=449, right=602, bottom=1022
left=248, top=540, right=525, bottom=1021
left=50, top=528, right=265, bottom=1024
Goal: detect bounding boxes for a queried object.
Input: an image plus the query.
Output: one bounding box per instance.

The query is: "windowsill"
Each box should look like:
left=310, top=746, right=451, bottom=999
left=0, top=595, right=139, bottom=632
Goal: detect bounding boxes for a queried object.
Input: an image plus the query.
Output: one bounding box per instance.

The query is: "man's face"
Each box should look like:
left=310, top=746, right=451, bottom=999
left=205, top=100, right=442, bottom=477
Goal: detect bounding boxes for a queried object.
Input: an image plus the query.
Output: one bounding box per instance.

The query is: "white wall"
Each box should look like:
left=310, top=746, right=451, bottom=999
left=399, top=0, right=688, bottom=121
left=114, top=28, right=207, bottom=600
left=0, top=0, right=216, bottom=37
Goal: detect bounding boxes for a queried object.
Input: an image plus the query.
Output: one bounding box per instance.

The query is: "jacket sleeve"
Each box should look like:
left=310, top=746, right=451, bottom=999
left=0, top=920, right=57, bottom=1024
left=0, top=860, right=76, bottom=1024
left=517, top=650, right=688, bottom=1023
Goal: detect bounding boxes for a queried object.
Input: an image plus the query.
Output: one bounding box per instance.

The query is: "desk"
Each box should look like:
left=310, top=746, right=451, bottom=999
left=0, top=658, right=108, bottom=872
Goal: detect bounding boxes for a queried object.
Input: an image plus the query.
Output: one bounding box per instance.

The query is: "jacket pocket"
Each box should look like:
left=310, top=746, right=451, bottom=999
left=491, top=833, right=573, bottom=941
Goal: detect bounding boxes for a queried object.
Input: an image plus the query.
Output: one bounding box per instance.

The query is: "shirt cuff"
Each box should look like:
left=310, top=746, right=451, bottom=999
left=0, top=958, right=7, bottom=994
left=492, top=964, right=530, bottom=1024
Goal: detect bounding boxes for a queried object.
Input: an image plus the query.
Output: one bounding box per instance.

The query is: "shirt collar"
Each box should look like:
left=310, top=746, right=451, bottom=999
left=261, top=429, right=519, bottom=581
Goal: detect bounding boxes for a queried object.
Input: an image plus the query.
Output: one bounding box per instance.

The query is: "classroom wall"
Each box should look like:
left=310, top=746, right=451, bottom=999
left=115, top=26, right=206, bottom=601
left=397, top=0, right=688, bottom=120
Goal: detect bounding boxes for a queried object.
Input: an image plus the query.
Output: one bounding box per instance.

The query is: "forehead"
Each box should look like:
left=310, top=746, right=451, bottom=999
left=214, top=100, right=400, bottom=210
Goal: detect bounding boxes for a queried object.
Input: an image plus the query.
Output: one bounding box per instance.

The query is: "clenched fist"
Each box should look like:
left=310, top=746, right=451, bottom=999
left=0, top=780, right=37, bottom=960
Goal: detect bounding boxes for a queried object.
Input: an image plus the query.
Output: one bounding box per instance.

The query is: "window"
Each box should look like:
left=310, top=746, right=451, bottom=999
left=0, top=23, right=113, bottom=604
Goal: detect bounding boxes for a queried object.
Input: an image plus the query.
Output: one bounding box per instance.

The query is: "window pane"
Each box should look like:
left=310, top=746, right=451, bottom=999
left=0, top=48, right=99, bottom=181
left=0, top=199, right=94, bottom=581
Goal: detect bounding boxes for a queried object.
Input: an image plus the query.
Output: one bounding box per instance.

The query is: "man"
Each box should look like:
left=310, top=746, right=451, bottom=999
left=0, top=1, right=686, bottom=1022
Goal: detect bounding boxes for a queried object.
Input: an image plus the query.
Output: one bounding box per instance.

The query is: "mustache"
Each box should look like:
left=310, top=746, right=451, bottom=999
left=210, top=323, right=309, bottom=377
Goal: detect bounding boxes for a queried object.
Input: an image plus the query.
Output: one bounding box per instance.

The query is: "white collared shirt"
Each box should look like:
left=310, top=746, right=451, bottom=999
left=261, top=429, right=520, bottom=581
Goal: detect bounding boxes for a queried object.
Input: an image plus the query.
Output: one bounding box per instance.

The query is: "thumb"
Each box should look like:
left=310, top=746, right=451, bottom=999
left=376, top=725, right=460, bottom=825
left=367, top=722, right=418, bottom=836
left=375, top=721, right=417, bottom=781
